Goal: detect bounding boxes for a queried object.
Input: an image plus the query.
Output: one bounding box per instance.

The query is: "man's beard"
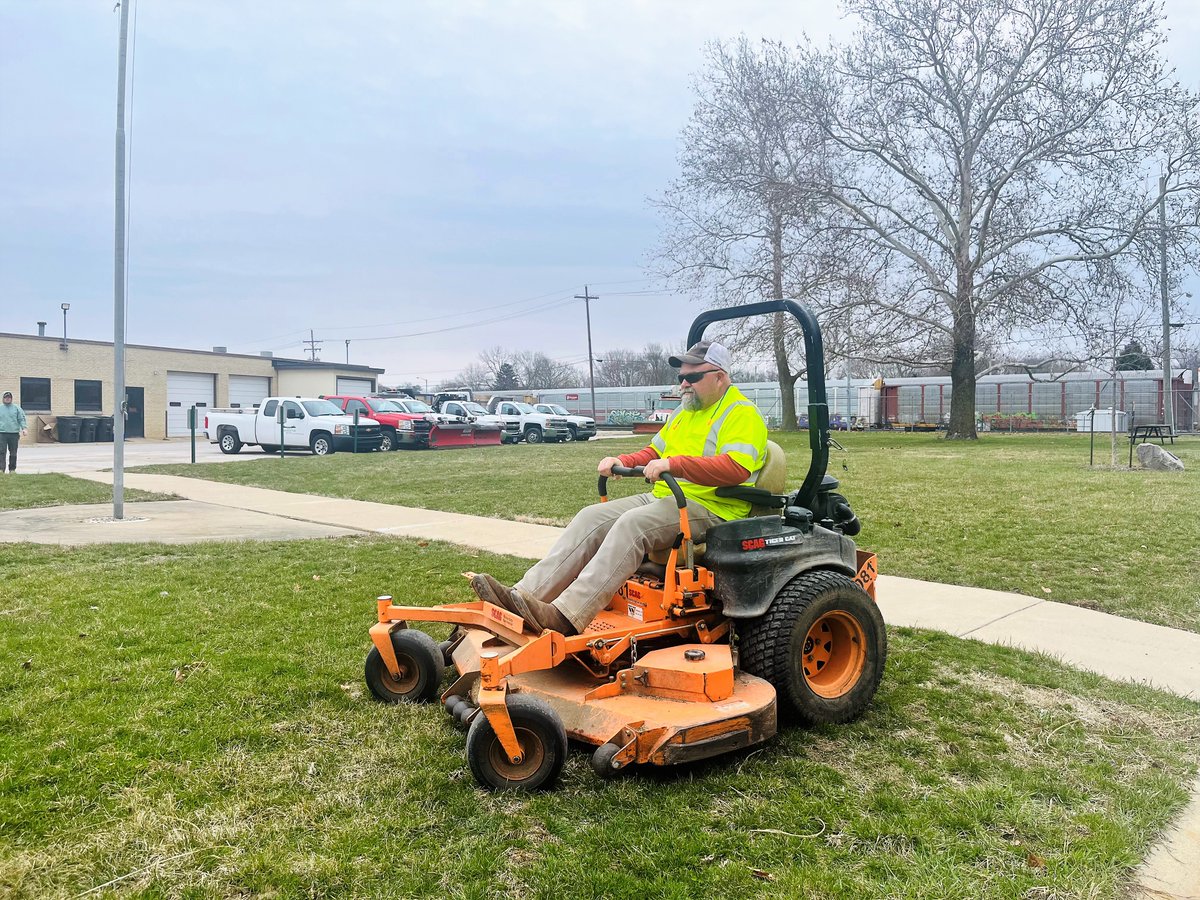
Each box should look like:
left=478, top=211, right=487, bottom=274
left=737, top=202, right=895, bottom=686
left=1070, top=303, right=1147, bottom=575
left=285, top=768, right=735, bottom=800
left=680, top=392, right=701, bottom=411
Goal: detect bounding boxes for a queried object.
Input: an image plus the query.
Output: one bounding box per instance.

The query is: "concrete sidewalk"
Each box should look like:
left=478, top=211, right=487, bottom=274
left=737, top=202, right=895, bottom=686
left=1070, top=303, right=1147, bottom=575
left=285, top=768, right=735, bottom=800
left=71, top=470, right=1200, bottom=700
left=31, top=471, right=1200, bottom=897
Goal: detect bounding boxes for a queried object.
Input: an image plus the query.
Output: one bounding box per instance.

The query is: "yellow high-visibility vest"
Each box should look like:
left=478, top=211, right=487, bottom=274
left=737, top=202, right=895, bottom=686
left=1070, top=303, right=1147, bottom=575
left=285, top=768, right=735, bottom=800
left=650, top=385, right=768, bottom=520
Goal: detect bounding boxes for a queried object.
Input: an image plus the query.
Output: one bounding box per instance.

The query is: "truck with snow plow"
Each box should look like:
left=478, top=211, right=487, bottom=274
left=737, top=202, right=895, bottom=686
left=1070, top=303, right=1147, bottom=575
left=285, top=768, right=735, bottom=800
left=324, top=394, right=501, bottom=450
left=204, top=397, right=383, bottom=455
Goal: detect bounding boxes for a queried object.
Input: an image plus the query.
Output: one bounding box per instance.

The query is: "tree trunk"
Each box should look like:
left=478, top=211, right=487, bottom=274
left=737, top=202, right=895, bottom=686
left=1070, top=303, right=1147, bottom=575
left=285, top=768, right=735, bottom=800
left=946, top=300, right=978, bottom=440
left=769, top=213, right=800, bottom=430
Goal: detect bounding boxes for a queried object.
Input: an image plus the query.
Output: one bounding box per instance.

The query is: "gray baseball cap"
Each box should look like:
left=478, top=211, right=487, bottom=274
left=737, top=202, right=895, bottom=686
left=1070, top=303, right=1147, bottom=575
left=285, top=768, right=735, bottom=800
left=669, top=340, right=731, bottom=371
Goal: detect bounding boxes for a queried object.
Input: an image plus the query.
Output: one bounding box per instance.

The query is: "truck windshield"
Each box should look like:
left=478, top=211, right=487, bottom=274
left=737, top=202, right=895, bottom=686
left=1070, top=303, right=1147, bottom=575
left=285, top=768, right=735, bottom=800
left=516, top=403, right=537, bottom=414
left=368, top=399, right=405, bottom=412
left=402, top=400, right=434, bottom=413
left=463, top=402, right=488, bottom=415
left=302, top=400, right=347, bottom=417
left=547, top=404, right=569, bottom=416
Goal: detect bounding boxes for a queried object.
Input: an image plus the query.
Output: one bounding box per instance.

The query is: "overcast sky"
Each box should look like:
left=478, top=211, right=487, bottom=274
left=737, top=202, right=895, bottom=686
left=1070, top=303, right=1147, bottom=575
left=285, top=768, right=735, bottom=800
left=3, top=1, right=1199, bottom=386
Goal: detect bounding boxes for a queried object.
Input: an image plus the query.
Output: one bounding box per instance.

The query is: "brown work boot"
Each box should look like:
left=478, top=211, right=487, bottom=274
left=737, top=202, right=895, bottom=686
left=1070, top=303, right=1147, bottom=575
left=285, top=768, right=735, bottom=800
left=467, top=573, right=521, bottom=616
left=512, top=591, right=579, bottom=637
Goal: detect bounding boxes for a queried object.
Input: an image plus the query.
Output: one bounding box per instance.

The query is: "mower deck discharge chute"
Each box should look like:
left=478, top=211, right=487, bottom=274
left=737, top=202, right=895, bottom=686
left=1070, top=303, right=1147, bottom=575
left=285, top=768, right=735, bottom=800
left=363, top=300, right=886, bottom=790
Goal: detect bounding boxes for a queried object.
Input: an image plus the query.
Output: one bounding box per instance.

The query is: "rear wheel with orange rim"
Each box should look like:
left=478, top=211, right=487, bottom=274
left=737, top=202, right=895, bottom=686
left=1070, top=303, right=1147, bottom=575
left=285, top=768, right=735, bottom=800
left=740, top=571, right=886, bottom=725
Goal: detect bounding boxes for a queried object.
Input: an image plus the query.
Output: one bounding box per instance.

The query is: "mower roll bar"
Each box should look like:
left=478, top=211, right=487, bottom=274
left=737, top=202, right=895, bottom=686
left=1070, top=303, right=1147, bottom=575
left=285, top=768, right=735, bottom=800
left=598, top=466, right=687, bottom=509
left=686, top=299, right=829, bottom=510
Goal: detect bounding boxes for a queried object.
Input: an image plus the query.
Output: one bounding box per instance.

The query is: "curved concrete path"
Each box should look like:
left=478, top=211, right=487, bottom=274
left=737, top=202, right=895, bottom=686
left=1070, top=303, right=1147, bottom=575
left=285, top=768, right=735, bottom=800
left=17, top=471, right=1200, bottom=897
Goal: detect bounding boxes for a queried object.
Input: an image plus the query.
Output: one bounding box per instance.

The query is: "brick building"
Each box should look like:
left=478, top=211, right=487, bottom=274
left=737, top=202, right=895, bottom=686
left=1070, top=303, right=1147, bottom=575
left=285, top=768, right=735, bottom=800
left=0, top=331, right=384, bottom=441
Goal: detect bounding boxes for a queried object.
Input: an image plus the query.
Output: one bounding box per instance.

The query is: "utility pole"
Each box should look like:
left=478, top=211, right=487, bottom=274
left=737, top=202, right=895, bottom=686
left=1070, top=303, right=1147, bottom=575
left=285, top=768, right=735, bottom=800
left=1159, top=175, right=1174, bottom=434
left=112, top=0, right=131, bottom=520
left=304, top=329, right=322, bottom=361
left=575, top=286, right=598, bottom=419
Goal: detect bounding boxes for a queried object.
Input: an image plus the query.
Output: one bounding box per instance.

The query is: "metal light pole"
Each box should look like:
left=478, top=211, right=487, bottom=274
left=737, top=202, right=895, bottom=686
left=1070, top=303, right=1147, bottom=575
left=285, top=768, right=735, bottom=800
left=575, top=286, right=598, bottom=419
left=1159, top=174, right=1174, bottom=434
left=112, top=0, right=131, bottom=518
left=60, top=303, right=70, bottom=349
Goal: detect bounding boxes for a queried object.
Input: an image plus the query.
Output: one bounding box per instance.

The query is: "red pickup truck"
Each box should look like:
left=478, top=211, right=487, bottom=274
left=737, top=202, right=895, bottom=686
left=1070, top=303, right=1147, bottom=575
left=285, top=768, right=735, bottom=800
left=324, top=395, right=479, bottom=450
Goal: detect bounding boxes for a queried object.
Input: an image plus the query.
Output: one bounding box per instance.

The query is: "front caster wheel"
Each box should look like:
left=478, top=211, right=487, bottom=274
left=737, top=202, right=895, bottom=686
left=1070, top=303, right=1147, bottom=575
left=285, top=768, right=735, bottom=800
left=466, top=696, right=566, bottom=791
left=364, top=629, right=444, bottom=703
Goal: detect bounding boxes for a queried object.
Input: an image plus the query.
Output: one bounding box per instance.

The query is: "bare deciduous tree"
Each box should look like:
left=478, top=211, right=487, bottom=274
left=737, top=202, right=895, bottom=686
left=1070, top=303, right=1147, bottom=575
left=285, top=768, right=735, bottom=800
left=654, top=37, right=866, bottom=429
left=800, top=0, right=1200, bottom=438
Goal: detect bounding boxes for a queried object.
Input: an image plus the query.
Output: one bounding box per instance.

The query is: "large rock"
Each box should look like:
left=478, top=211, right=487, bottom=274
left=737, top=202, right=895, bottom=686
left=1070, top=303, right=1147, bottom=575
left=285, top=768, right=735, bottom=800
left=1136, top=442, right=1185, bottom=471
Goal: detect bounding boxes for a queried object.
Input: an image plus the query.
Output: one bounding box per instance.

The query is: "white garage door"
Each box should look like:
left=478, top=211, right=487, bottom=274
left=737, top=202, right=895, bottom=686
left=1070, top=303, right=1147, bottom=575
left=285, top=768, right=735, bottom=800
left=336, top=376, right=375, bottom=394
left=228, top=375, right=271, bottom=410
left=167, top=371, right=216, bottom=436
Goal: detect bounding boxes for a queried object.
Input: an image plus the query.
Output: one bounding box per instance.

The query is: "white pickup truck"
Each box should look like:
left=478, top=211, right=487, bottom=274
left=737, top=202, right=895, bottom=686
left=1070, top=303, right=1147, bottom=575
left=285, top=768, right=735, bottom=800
left=485, top=399, right=570, bottom=444
left=204, top=397, right=384, bottom=455
left=533, top=403, right=596, bottom=442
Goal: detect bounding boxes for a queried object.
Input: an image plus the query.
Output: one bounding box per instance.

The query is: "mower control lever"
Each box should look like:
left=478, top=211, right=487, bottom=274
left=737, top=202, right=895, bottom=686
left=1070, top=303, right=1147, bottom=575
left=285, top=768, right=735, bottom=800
left=598, top=466, right=687, bottom=509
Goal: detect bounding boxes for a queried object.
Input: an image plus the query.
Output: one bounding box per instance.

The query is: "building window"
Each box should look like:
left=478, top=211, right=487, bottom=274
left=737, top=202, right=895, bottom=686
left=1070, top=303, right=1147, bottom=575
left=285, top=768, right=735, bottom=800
left=20, top=377, right=51, bottom=411
left=75, top=380, right=103, bottom=412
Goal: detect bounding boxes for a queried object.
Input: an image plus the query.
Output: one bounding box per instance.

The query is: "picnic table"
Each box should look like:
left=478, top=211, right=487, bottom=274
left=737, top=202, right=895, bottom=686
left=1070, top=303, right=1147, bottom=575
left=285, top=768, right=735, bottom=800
left=1128, top=423, right=1174, bottom=466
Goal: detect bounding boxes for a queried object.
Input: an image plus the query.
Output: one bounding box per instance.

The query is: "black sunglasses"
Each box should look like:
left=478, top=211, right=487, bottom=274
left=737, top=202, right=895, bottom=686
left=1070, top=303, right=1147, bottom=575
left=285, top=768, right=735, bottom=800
left=678, top=368, right=720, bottom=385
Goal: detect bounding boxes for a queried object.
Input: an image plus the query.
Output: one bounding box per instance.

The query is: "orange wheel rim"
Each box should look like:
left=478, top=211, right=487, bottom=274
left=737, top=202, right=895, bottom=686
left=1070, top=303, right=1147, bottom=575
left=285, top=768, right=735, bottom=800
left=802, top=611, right=866, bottom=699
left=486, top=727, right=545, bottom=782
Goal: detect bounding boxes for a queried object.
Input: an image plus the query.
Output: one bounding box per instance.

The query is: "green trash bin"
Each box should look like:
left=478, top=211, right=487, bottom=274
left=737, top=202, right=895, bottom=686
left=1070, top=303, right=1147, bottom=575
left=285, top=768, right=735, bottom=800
left=79, top=418, right=98, bottom=442
left=56, top=416, right=82, bottom=443
left=97, top=416, right=114, bottom=442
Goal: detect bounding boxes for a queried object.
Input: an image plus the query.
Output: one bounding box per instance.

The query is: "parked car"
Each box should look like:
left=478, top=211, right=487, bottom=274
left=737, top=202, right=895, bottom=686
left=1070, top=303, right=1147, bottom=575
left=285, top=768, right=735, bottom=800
left=533, top=403, right=596, bottom=441
left=204, top=397, right=383, bottom=455
left=485, top=398, right=570, bottom=444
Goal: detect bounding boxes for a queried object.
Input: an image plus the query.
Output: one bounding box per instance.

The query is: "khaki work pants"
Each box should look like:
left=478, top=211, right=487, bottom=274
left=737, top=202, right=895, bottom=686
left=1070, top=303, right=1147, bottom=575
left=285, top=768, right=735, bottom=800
left=515, top=493, right=725, bottom=631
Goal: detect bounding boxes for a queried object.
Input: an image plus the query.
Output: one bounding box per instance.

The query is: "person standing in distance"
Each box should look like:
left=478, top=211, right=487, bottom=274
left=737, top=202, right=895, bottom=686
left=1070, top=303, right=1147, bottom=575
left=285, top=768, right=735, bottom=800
left=0, top=391, right=29, bottom=473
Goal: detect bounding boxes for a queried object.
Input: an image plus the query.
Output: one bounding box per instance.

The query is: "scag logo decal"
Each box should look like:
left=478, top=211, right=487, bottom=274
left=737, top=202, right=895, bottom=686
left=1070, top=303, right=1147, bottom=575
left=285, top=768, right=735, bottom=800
left=741, top=534, right=799, bottom=551
left=741, top=538, right=766, bottom=551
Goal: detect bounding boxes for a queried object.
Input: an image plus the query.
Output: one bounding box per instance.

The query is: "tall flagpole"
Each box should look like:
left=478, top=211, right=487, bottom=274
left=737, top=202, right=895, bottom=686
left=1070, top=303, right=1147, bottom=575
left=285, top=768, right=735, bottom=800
left=113, top=0, right=131, bottom=518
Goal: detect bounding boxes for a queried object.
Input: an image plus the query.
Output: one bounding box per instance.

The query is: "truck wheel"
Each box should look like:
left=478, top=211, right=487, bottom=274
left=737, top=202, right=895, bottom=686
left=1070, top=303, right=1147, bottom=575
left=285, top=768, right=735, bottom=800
left=311, top=433, right=335, bottom=456
left=466, top=696, right=566, bottom=791
left=524, top=427, right=544, bottom=444
left=379, top=429, right=396, bottom=452
left=563, top=427, right=576, bottom=443
left=218, top=430, right=242, bottom=454
left=739, top=571, right=886, bottom=726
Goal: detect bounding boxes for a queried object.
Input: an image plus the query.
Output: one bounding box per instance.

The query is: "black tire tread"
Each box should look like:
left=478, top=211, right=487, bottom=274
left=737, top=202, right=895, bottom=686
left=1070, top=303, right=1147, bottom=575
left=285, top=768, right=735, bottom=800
left=739, top=569, right=886, bottom=726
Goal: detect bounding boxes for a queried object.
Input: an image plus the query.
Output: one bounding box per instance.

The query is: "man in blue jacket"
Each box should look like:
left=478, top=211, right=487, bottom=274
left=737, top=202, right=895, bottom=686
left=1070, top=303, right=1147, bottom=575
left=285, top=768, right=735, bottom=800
left=0, top=391, right=29, bottom=473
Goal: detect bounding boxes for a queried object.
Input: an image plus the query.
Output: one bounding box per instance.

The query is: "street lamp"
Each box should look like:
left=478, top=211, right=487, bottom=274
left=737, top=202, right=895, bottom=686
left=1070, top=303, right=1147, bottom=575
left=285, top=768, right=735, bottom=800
left=60, top=303, right=70, bottom=349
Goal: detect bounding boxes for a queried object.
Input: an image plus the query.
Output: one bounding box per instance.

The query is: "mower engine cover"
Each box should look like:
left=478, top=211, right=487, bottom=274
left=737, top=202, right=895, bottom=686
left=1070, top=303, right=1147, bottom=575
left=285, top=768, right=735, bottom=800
left=703, top=516, right=859, bottom=618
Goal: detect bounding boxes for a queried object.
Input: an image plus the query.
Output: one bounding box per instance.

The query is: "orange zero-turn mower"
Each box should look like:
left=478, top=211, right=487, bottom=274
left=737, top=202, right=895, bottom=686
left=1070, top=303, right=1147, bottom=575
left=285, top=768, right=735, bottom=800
left=363, top=299, right=886, bottom=790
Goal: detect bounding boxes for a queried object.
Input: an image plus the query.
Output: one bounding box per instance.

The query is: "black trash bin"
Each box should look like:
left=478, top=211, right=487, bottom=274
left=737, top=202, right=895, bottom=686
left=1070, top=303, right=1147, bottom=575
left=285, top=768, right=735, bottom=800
left=56, top=416, right=82, bottom=443
left=79, top=417, right=98, bottom=442
left=97, top=416, right=114, bottom=442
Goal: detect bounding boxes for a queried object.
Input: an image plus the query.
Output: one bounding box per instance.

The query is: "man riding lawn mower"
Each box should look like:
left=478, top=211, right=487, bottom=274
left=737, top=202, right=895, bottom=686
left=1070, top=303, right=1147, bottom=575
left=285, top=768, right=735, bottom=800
left=364, top=300, right=885, bottom=791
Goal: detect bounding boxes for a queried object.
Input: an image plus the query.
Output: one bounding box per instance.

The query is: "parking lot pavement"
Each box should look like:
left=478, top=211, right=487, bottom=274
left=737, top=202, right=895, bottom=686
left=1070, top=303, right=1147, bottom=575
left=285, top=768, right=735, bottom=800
left=16, top=438, right=269, bottom=474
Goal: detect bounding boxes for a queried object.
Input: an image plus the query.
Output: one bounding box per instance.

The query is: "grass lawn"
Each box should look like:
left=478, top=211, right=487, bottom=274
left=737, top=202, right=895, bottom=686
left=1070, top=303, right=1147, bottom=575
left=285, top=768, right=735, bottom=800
left=136, top=432, right=1200, bottom=633
left=0, top=473, right=173, bottom=511
left=2, top=536, right=1197, bottom=899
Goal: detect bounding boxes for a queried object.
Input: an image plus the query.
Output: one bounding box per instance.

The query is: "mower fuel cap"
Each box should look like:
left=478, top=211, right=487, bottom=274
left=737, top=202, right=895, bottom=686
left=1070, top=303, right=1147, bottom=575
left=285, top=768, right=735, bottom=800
left=683, top=649, right=706, bottom=661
